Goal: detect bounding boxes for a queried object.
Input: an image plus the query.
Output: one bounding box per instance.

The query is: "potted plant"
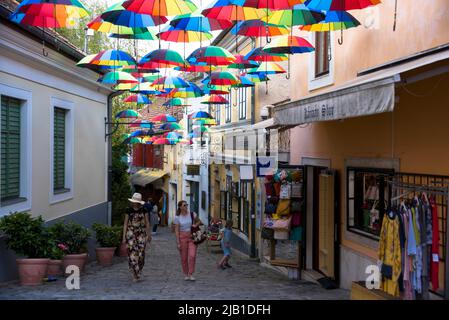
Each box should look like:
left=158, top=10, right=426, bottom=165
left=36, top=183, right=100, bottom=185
left=46, top=243, right=67, bottom=277
left=92, top=223, right=121, bottom=266
left=48, top=221, right=90, bottom=274
left=0, top=212, right=52, bottom=285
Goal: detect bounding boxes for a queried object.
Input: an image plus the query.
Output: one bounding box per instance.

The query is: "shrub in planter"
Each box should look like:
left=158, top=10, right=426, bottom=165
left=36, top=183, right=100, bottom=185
left=48, top=221, right=90, bottom=274
left=0, top=212, right=52, bottom=285
left=45, top=243, right=67, bottom=277
left=92, top=223, right=121, bottom=266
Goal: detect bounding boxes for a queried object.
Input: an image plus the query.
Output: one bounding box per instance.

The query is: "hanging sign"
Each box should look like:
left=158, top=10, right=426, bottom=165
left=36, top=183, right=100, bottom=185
left=256, top=156, right=277, bottom=177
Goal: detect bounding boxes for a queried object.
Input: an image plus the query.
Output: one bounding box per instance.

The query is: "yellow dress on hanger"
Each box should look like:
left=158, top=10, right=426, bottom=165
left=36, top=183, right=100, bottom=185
left=378, top=214, right=402, bottom=297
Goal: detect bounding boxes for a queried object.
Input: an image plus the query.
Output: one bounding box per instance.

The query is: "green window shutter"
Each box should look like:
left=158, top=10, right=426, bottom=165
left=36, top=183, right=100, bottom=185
left=1, top=96, right=21, bottom=201
left=54, top=107, right=66, bottom=191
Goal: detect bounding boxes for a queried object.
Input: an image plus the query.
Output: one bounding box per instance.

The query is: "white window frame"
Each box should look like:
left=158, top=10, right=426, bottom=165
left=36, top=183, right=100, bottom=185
left=0, top=84, right=32, bottom=217
left=308, top=32, right=335, bottom=91
left=50, top=97, right=74, bottom=204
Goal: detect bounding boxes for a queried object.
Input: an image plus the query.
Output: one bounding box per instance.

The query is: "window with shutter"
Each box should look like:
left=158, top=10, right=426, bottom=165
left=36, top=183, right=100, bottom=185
left=1, top=96, right=21, bottom=202
left=54, top=107, right=66, bottom=192
left=315, top=31, right=330, bottom=78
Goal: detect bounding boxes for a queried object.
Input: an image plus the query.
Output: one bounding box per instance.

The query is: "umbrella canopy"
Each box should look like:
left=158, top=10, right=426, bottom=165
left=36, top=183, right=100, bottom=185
left=170, top=11, right=233, bottom=32
left=232, top=75, right=255, bottom=87
left=124, top=94, right=152, bottom=104
left=100, top=1, right=167, bottom=27
left=139, top=49, right=186, bottom=68
left=129, top=119, right=153, bottom=128
left=168, top=83, right=204, bottom=98
left=250, top=62, right=286, bottom=74
left=160, top=122, right=183, bottom=130
left=151, top=76, right=190, bottom=90
left=305, top=0, right=381, bottom=11
left=201, top=84, right=230, bottom=95
left=151, top=114, right=177, bottom=123
left=113, top=83, right=136, bottom=91
left=87, top=16, right=157, bottom=39
left=232, top=20, right=289, bottom=37
left=190, top=111, right=214, bottom=119
left=166, top=131, right=183, bottom=140
left=123, top=0, right=197, bottom=16
left=89, top=49, right=137, bottom=67
left=202, top=0, right=266, bottom=21
left=187, top=46, right=236, bottom=66
left=175, top=64, right=217, bottom=73
left=130, top=129, right=151, bottom=137
left=10, top=12, right=74, bottom=28
left=123, top=136, right=145, bottom=144
left=194, top=118, right=217, bottom=126
left=263, top=35, right=314, bottom=54
left=115, top=109, right=141, bottom=119
left=157, top=26, right=213, bottom=43
left=227, top=54, right=260, bottom=69
left=193, top=125, right=211, bottom=133
left=153, top=137, right=175, bottom=145
left=162, top=98, right=190, bottom=107
left=99, top=71, right=139, bottom=85
left=235, top=0, right=304, bottom=10
left=202, top=71, right=240, bottom=86
left=130, top=82, right=162, bottom=94
left=76, top=54, right=116, bottom=72
left=265, top=3, right=325, bottom=26
left=246, top=72, right=270, bottom=82
left=245, top=47, right=288, bottom=62
left=300, top=10, right=360, bottom=31
left=201, top=95, right=229, bottom=105
left=108, top=28, right=158, bottom=40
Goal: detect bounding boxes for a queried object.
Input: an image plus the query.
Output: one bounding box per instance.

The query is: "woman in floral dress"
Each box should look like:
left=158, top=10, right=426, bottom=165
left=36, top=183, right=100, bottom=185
left=122, top=193, right=151, bottom=282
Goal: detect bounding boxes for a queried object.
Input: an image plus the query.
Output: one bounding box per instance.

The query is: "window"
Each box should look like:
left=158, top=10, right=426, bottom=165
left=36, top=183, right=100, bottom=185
left=50, top=98, right=73, bottom=203
left=0, top=85, right=32, bottom=216
left=53, top=108, right=66, bottom=192
left=238, top=88, right=247, bottom=120
left=1, top=96, right=21, bottom=203
left=215, top=105, right=221, bottom=124
left=314, top=31, right=330, bottom=78
left=347, top=167, right=394, bottom=238
left=225, top=91, right=232, bottom=123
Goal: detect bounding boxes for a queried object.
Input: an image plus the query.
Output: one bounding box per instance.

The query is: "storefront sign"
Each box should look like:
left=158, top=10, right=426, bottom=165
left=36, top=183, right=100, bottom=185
left=256, top=156, right=277, bottom=177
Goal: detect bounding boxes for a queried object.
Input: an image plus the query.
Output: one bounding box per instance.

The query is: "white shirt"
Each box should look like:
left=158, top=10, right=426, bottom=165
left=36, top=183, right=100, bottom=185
left=174, top=212, right=196, bottom=232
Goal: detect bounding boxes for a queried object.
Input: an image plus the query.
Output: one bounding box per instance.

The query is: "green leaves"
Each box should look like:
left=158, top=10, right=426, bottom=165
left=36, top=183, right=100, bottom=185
left=92, top=223, right=122, bottom=248
left=47, top=221, right=91, bottom=255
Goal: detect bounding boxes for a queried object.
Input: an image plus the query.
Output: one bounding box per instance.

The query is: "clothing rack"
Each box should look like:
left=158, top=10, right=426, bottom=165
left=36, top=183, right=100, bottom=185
left=388, top=179, right=449, bottom=300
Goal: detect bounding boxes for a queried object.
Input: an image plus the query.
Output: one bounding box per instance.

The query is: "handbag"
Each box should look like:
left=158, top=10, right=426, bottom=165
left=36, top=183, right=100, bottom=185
left=272, top=216, right=292, bottom=230
left=381, top=263, right=393, bottom=279
left=291, top=182, right=303, bottom=198
left=279, top=182, right=292, bottom=199
left=276, top=199, right=291, bottom=216
left=190, top=212, right=206, bottom=245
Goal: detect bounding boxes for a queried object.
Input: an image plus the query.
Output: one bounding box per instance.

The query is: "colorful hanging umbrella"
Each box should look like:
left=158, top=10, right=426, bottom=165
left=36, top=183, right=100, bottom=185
left=129, top=119, right=153, bottom=128
left=227, top=54, right=260, bottom=69
left=202, top=0, right=266, bottom=21
left=170, top=11, right=233, bottom=32
left=163, top=98, right=190, bottom=107
left=264, top=35, right=314, bottom=54
left=100, top=0, right=168, bottom=27
left=151, top=76, right=190, bottom=90
left=245, top=47, right=288, bottom=62
left=168, top=83, right=204, bottom=98
left=115, top=109, right=141, bottom=119
left=202, top=72, right=240, bottom=86
left=251, top=61, right=286, bottom=74
left=246, top=72, right=270, bottom=83
left=193, top=125, right=211, bottom=133
left=305, top=0, right=381, bottom=11
left=201, top=95, right=229, bottom=105
left=201, top=84, right=230, bottom=95
left=113, top=83, right=137, bottom=91
left=166, top=131, right=182, bottom=141
left=190, top=111, right=214, bottom=119
left=76, top=54, right=117, bottom=72
left=235, top=0, right=304, bottom=10
left=87, top=16, right=157, bottom=40
left=130, top=82, right=162, bottom=95
left=11, top=12, right=74, bottom=28
left=175, top=64, right=217, bottom=73
left=108, top=28, right=158, bottom=40
left=232, top=20, right=289, bottom=37
left=12, top=0, right=90, bottom=22
left=265, top=3, right=325, bottom=26
left=194, top=118, right=217, bottom=126
left=232, top=75, right=255, bottom=88
left=157, top=26, right=213, bottom=43
left=88, top=49, right=137, bottom=67
left=187, top=46, right=236, bottom=66
left=99, top=71, right=139, bottom=85
left=139, top=49, right=186, bottom=68
left=130, top=129, right=151, bottom=137
left=121, top=66, right=160, bottom=75
left=178, top=138, right=193, bottom=145
left=153, top=137, right=175, bottom=145
left=123, top=136, right=145, bottom=144
left=124, top=94, right=152, bottom=104
left=123, top=0, right=197, bottom=16
left=151, top=114, right=177, bottom=123
left=299, top=10, right=361, bottom=44
left=159, top=122, right=183, bottom=130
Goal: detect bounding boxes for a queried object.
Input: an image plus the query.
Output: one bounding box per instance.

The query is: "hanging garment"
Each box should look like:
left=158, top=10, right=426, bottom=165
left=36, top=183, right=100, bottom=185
left=407, top=208, right=417, bottom=256
left=430, top=198, right=440, bottom=291
left=424, top=201, right=433, bottom=245
left=411, top=204, right=422, bottom=294
left=378, top=213, right=402, bottom=297
left=401, top=210, right=413, bottom=300
left=397, top=212, right=406, bottom=293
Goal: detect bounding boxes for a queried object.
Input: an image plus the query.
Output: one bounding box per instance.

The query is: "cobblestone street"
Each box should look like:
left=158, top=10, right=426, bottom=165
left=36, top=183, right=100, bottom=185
left=0, top=227, right=349, bottom=300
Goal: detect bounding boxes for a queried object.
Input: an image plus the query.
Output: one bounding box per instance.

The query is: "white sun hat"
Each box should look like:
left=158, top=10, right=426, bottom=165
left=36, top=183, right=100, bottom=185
left=128, top=193, right=145, bottom=205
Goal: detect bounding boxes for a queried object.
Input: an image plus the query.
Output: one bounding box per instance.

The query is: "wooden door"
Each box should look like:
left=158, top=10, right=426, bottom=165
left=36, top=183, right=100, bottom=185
left=318, top=172, right=335, bottom=278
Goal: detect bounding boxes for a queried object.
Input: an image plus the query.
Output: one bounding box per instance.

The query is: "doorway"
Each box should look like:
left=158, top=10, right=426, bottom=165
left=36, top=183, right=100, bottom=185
left=189, top=181, right=199, bottom=215
left=169, top=183, right=177, bottom=225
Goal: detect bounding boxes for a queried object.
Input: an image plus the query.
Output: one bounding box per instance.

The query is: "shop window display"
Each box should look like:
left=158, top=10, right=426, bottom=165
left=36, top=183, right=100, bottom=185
left=347, top=168, right=393, bottom=237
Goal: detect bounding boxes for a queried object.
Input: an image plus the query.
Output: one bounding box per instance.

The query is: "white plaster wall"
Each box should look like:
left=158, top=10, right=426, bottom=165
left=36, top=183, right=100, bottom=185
left=340, top=245, right=377, bottom=290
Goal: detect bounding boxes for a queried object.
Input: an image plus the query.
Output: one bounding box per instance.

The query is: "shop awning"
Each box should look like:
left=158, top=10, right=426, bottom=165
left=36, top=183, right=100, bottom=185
left=131, top=169, right=168, bottom=189
left=274, top=45, right=449, bottom=126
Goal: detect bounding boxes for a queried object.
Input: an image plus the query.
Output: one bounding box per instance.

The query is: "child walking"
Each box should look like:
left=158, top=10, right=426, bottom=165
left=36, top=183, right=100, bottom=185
left=218, top=220, right=233, bottom=270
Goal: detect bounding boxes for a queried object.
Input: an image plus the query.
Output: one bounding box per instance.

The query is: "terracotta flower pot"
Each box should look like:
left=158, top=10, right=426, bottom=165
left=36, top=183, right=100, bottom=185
left=95, top=247, right=116, bottom=266
left=62, top=253, right=88, bottom=274
left=16, top=258, right=49, bottom=286
left=118, top=243, right=128, bottom=257
left=47, top=259, right=62, bottom=277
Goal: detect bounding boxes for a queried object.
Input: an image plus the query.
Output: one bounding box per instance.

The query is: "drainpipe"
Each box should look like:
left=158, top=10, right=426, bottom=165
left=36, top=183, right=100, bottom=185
left=250, top=37, right=257, bottom=259
left=107, top=91, right=124, bottom=226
